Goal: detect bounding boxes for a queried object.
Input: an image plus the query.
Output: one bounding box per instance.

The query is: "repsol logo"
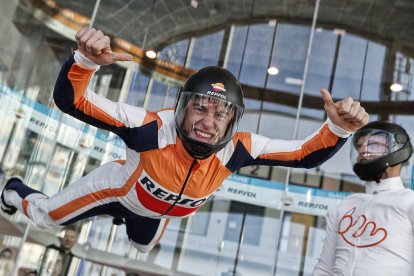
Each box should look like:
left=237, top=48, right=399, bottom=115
left=139, top=176, right=209, bottom=208
left=206, top=91, right=227, bottom=99
left=93, top=146, right=123, bottom=159
left=298, top=201, right=328, bottom=210
left=227, top=188, right=256, bottom=198
left=30, top=117, right=55, bottom=132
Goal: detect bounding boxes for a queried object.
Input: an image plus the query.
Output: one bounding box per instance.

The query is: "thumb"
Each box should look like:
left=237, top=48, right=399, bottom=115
left=112, top=52, right=133, bottom=62
left=321, top=88, right=334, bottom=108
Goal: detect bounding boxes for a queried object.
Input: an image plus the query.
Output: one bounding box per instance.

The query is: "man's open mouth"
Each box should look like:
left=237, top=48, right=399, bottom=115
left=195, top=129, right=214, bottom=139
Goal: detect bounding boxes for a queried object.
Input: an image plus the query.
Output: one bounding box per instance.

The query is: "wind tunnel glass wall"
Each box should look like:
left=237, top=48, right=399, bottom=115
left=0, top=0, right=414, bottom=275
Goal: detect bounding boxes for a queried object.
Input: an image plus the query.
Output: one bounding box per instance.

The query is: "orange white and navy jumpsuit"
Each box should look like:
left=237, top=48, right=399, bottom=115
left=4, top=51, right=351, bottom=252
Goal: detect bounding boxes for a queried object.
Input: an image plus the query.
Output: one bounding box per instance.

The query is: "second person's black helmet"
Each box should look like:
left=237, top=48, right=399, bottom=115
left=351, top=121, right=413, bottom=182
left=175, top=66, right=245, bottom=158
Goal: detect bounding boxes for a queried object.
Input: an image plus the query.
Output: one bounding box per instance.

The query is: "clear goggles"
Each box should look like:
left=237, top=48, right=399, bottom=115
left=350, top=130, right=405, bottom=165
left=175, top=92, right=243, bottom=146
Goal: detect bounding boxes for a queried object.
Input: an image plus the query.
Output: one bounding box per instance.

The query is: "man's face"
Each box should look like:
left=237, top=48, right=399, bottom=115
left=183, top=96, right=234, bottom=145
left=356, top=133, right=389, bottom=162
left=2, top=251, right=11, bottom=259
left=60, top=229, right=78, bottom=251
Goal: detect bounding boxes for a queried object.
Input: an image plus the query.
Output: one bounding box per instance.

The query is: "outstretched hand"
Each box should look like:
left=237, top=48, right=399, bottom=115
left=321, top=89, right=369, bottom=132
left=75, top=27, right=133, bottom=66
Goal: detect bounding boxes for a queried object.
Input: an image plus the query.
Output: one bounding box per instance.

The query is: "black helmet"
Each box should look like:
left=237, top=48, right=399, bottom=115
left=351, top=121, right=413, bottom=182
left=175, top=66, right=244, bottom=159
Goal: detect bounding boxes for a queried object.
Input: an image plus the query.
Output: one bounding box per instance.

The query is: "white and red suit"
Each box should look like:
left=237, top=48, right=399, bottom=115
left=313, top=177, right=414, bottom=275
left=4, top=51, right=351, bottom=252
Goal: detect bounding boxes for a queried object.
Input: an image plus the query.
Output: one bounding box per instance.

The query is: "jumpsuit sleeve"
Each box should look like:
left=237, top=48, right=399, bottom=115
left=313, top=208, right=338, bottom=276
left=53, top=51, right=159, bottom=152
left=244, top=120, right=351, bottom=169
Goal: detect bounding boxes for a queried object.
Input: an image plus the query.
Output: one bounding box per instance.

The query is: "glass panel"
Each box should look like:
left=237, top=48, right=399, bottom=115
left=238, top=98, right=262, bottom=133
left=275, top=215, right=305, bottom=275
left=159, top=39, right=190, bottom=66
left=393, top=115, right=414, bottom=186
left=145, top=80, right=179, bottom=111
left=188, top=30, right=225, bottom=69
left=149, top=218, right=179, bottom=268
left=0, top=242, right=17, bottom=276
left=239, top=24, right=275, bottom=87
left=332, top=34, right=369, bottom=99
left=261, top=102, right=304, bottom=119
left=305, top=29, right=338, bottom=96
left=266, top=24, right=309, bottom=94
left=359, top=42, right=386, bottom=101
left=87, top=217, right=113, bottom=251
left=177, top=197, right=281, bottom=275
left=125, top=71, right=150, bottom=107
left=226, top=25, right=248, bottom=78
left=109, top=224, right=131, bottom=257
left=43, top=144, right=74, bottom=195
left=303, top=224, right=326, bottom=275
left=224, top=202, right=264, bottom=246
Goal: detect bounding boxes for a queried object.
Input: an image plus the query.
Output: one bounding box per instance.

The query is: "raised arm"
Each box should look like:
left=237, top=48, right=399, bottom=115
left=227, top=89, right=368, bottom=170
left=53, top=28, right=159, bottom=152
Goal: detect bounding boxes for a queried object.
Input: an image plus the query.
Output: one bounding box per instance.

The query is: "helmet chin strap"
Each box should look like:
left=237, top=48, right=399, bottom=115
left=214, top=127, right=221, bottom=144
left=374, top=168, right=386, bottom=183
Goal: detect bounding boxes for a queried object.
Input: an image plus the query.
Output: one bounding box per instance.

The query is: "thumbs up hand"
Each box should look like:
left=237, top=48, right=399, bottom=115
left=321, top=89, right=369, bottom=132
left=75, top=27, right=133, bottom=66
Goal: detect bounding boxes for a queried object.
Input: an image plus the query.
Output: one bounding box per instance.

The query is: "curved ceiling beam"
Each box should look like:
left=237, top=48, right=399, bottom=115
left=243, top=84, right=414, bottom=116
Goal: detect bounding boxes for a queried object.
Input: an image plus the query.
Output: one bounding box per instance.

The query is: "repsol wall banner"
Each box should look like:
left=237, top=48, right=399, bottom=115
left=215, top=174, right=350, bottom=217
left=0, top=82, right=126, bottom=161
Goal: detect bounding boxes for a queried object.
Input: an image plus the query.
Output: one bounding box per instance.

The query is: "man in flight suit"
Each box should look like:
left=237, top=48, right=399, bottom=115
left=1, top=27, right=368, bottom=253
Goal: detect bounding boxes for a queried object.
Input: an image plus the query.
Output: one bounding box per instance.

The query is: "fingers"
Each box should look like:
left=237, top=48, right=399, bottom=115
left=75, top=27, right=88, bottom=41
left=320, top=89, right=335, bottom=108
left=324, top=88, right=370, bottom=131
left=341, top=101, right=360, bottom=119
left=361, top=112, right=369, bottom=125
left=332, top=96, right=353, bottom=115
left=76, top=27, right=96, bottom=54
left=337, top=98, right=368, bottom=122
left=76, top=27, right=110, bottom=56
left=85, top=31, right=106, bottom=55
left=112, top=52, right=133, bottom=62
left=353, top=105, right=366, bottom=122
left=75, top=27, right=134, bottom=65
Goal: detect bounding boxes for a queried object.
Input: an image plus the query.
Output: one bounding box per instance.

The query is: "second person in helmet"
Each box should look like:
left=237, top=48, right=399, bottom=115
left=351, top=121, right=413, bottom=182
left=2, top=27, right=368, bottom=253
left=313, top=121, right=414, bottom=275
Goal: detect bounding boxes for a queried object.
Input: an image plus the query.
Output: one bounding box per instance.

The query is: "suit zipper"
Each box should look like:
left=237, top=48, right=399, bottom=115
left=161, top=158, right=197, bottom=216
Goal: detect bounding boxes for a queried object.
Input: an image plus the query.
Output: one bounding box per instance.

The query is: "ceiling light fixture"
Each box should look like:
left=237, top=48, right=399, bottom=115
left=390, top=83, right=403, bottom=92
left=333, top=28, right=346, bottom=36
left=191, top=0, right=198, bottom=8
left=267, top=66, right=279, bottom=75
left=285, top=77, right=303, bottom=85
left=268, top=19, right=277, bottom=26
left=145, top=50, right=157, bottom=59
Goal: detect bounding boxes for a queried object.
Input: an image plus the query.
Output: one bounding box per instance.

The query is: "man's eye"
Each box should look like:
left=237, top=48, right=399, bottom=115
left=193, top=104, right=204, bottom=112
left=367, top=142, right=386, bottom=147
left=216, top=112, right=228, bottom=119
